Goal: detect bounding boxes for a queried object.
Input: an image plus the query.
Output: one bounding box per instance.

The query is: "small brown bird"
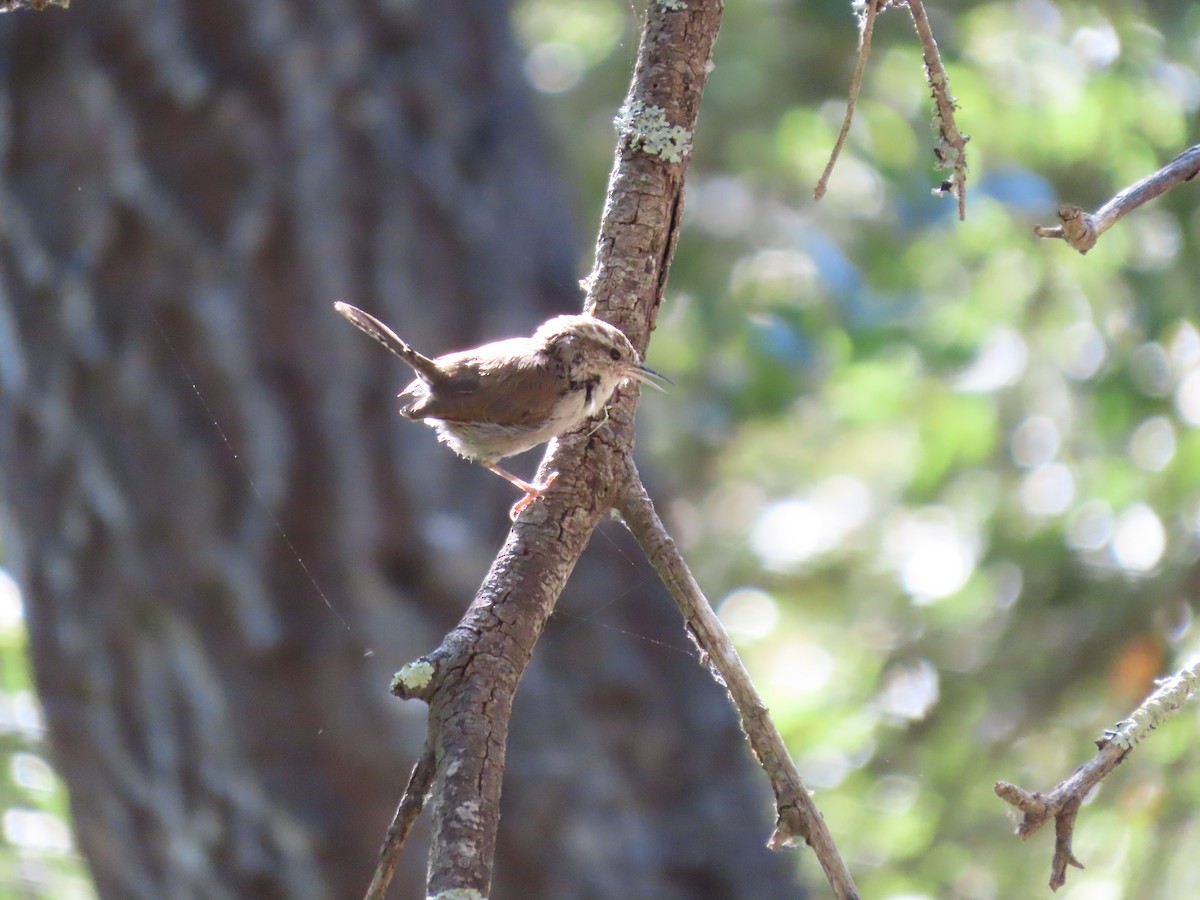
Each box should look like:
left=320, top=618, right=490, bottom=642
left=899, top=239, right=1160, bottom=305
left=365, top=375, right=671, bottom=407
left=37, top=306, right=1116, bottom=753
left=335, top=302, right=666, bottom=518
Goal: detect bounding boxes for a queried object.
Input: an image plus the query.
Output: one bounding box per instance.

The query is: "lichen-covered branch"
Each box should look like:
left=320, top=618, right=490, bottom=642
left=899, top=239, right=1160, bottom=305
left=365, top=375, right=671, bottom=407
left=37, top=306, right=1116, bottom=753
left=615, top=462, right=860, bottom=900
left=995, top=657, right=1200, bottom=891
left=905, top=0, right=968, bottom=219
left=364, top=1, right=726, bottom=897
left=817, top=0, right=968, bottom=217
left=1034, top=144, right=1200, bottom=254
left=582, top=0, right=722, bottom=343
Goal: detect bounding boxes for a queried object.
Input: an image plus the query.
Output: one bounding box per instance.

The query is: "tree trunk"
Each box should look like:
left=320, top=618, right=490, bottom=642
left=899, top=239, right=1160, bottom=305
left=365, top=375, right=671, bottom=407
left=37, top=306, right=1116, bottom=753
left=0, top=2, right=801, bottom=897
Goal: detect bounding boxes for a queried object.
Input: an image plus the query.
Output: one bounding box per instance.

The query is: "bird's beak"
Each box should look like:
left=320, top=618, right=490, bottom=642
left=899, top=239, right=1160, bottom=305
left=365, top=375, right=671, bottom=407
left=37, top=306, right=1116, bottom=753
left=625, top=363, right=672, bottom=393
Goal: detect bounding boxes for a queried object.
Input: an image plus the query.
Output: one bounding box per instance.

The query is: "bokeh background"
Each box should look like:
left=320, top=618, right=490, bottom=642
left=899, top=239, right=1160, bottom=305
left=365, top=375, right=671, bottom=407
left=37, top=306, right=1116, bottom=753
left=4, top=0, right=1200, bottom=898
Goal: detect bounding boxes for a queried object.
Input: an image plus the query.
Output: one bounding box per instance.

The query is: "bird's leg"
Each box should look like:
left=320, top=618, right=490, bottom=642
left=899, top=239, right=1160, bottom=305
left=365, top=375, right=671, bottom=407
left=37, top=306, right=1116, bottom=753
left=484, top=464, right=558, bottom=520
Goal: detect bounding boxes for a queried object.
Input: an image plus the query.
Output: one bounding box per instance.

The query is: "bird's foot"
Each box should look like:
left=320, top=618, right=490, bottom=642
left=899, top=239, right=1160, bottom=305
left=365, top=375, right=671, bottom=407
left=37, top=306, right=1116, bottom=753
left=509, top=472, right=559, bottom=520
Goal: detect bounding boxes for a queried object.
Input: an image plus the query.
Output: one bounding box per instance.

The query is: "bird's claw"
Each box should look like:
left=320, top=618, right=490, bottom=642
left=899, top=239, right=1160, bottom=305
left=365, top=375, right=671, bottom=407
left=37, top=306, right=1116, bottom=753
left=509, top=472, right=559, bottom=520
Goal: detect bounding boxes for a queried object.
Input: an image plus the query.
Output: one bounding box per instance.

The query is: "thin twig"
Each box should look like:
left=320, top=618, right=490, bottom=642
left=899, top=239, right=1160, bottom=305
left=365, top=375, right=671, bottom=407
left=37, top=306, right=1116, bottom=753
left=364, top=743, right=437, bottom=900
left=815, top=0, right=885, bottom=201
left=1034, top=144, right=1200, bottom=254
left=817, top=0, right=968, bottom=217
left=616, top=461, right=859, bottom=900
left=995, top=657, right=1200, bottom=891
left=905, top=0, right=968, bottom=219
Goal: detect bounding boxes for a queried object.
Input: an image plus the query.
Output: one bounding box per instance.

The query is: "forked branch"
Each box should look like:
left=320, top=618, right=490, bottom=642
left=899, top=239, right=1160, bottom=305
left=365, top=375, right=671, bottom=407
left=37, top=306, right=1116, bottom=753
left=362, top=0, right=729, bottom=897
left=995, top=657, right=1200, bottom=891
left=1034, top=144, right=1200, bottom=254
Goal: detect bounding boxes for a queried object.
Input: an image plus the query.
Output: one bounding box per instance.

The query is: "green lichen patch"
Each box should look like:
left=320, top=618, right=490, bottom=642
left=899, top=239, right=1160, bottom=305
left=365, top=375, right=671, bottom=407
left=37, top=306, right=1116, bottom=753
left=615, top=100, right=693, bottom=164
left=392, top=659, right=435, bottom=694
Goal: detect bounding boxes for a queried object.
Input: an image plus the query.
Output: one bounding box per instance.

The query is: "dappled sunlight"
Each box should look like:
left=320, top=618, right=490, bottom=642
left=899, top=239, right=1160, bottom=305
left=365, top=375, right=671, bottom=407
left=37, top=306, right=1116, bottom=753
left=0, top=571, right=86, bottom=896
left=1019, top=463, right=1075, bottom=517
left=1061, top=879, right=1126, bottom=900
left=731, top=248, right=819, bottom=308
left=749, top=476, right=872, bottom=571
left=1110, top=504, right=1166, bottom=573
left=10, top=754, right=58, bottom=795
left=2, top=808, right=73, bottom=854
left=1128, top=416, right=1176, bottom=471
left=1169, top=321, right=1200, bottom=368
left=0, top=569, right=25, bottom=631
left=524, top=43, right=585, bottom=94
left=1010, top=414, right=1061, bottom=468
left=884, top=508, right=978, bottom=604
left=816, top=156, right=887, bottom=219
left=796, top=747, right=855, bottom=792
left=1173, top=369, right=1200, bottom=425
left=954, top=327, right=1029, bottom=392
left=687, top=176, right=757, bottom=239
left=1056, top=321, right=1107, bottom=380
left=1130, top=341, right=1173, bottom=396
left=875, top=660, right=940, bottom=722
left=514, top=0, right=624, bottom=94
left=717, top=587, right=779, bottom=640
left=765, top=638, right=835, bottom=697
left=1126, top=210, right=1182, bottom=272
left=1154, top=62, right=1200, bottom=113
left=1067, top=500, right=1115, bottom=552
left=1070, top=22, right=1120, bottom=70
left=0, top=691, right=44, bottom=740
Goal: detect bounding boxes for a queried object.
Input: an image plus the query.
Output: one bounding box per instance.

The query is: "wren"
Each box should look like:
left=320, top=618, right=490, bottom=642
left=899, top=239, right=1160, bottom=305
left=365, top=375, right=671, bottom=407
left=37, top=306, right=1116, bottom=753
left=334, top=302, right=666, bottom=518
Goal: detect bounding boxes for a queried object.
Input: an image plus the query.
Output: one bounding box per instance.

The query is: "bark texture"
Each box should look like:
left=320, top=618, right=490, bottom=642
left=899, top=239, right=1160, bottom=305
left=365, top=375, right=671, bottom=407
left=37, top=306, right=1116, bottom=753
left=407, top=0, right=742, bottom=894
left=0, top=1, right=799, bottom=898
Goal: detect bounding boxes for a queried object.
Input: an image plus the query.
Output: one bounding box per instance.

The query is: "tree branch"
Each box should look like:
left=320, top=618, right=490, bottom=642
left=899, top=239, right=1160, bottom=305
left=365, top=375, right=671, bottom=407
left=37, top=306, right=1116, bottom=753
left=363, top=1, right=726, bottom=897
left=816, top=0, right=968, bottom=217
left=815, top=0, right=884, bottom=201
left=905, top=0, right=968, bottom=219
left=995, top=657, right=1200, bottom=891
left=1034, top=144, right=1200, bottom=254
left=615, top=461, right=859, bottom=900
left=364, top=743, right=436, bottom=900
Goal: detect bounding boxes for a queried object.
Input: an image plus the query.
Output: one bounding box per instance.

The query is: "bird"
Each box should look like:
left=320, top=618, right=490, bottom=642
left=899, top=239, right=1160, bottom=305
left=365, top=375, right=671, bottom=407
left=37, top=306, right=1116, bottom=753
left=334, top=301, right=667, bottom=518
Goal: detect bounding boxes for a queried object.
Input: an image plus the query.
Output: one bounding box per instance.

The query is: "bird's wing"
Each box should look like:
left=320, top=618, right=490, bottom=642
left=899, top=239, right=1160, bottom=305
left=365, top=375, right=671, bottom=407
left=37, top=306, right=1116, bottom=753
left=406, top=345, right=567, bottom=427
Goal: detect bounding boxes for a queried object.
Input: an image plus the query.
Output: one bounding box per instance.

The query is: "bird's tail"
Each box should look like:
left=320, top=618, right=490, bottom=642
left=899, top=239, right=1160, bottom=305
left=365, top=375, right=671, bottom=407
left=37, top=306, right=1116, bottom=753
left=334, top=301, right=445, bottom=384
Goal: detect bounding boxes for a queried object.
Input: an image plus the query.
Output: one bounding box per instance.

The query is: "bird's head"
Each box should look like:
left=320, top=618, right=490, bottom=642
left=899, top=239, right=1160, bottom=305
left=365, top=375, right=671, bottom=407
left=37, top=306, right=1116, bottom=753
left=534, top=315, right=669, bottom=395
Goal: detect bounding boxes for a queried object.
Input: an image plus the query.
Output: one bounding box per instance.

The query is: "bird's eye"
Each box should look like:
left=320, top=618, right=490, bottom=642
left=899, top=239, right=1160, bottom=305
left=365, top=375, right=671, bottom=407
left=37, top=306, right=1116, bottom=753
left=609, top=348, right=621, bottom=361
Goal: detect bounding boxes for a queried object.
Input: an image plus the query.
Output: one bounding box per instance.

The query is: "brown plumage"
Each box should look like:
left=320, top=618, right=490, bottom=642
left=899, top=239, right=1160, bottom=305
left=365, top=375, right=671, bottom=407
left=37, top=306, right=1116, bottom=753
left=335, top=302, right=666, bottom=517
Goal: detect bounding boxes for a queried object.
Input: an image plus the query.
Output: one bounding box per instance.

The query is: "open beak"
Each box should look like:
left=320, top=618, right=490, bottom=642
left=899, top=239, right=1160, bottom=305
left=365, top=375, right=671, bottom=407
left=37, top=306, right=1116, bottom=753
left=625, top=363, right=672, bottom=393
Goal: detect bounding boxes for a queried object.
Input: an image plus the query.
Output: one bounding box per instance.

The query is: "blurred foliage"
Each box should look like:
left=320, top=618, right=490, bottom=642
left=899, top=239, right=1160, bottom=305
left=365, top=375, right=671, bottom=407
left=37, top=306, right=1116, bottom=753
left=0, top=573, right=92, bottom=898
left=518, top=0, right=1200, bottom=897
left=3, top=1, right=1200, bottom=898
